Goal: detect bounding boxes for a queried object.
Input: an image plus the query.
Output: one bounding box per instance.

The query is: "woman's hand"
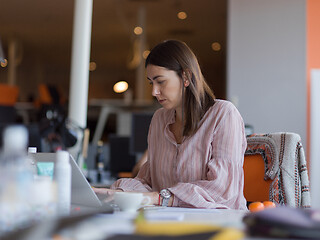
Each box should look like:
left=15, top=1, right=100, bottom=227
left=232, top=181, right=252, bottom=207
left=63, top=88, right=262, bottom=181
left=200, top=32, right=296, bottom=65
left=93, top=187, right=122, bottom=202
left=142, top=192, right=162, bottom=206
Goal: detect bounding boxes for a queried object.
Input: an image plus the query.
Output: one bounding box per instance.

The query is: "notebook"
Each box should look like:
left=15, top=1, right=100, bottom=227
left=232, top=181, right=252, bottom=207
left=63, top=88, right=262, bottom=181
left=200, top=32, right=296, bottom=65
left=31, top=152, right=112, bottom=212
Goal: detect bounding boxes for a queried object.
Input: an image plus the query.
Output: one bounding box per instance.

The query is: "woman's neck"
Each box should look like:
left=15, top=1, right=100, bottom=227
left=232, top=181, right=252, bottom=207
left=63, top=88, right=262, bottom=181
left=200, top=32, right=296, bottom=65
left=174, top=108, right=183, bottom=125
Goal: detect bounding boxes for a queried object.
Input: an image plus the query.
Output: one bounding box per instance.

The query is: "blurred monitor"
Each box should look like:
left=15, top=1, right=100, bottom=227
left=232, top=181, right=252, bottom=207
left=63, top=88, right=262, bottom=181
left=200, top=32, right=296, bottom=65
left=0, top=106, right=17, bottom=123
left=109, top=134, right=136, bottom=178
left=129, top=112, right=153, bottom=155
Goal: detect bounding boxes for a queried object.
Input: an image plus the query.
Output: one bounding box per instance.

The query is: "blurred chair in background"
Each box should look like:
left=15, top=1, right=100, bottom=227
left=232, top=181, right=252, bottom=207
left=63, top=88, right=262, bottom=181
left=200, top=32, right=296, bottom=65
left=244, top=132, right=311, bottom=208
left=36, top=83, right=77, bottom=152
left=0, top=83, right=42, bottom=151
left=0, top=83, right=19, bottom=123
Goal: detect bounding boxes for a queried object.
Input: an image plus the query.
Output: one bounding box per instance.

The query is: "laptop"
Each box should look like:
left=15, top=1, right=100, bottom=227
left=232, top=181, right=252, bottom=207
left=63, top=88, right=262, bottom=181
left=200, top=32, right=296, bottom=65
left=31, top=152, right=112, bottom=212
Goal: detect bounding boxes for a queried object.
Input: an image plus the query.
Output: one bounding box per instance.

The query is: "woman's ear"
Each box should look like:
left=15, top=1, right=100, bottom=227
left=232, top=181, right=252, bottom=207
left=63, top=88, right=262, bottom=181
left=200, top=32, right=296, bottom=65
left=184, top=79, right=190, bottom=87
left=183, top=71, right=191, bottom=87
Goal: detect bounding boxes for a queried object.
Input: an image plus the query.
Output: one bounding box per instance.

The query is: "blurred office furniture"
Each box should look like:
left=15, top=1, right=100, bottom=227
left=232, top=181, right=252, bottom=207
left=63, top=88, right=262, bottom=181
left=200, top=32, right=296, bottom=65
left=0, top=83, right=19, bottom=123
left=37, top=84, right=78, bottom=152
left=37, top=83, right=66, bottom=121
left=0, top=84, right=42, bottom=150
left=14, top=102, right=37, bottom=124
left=109, top=134, right=136, bottom=179
left=0, top=105, right=17, bottom=123
left=129, top=112, right=153, bottom=155
left=37, top=83, right=65, bottom=106
left=129, top=112, right=153, bottom=177
left=244, top=132, right=311, bottom=208
left=107, top=112, right=153, bottom=179
left=88, top=99, right=158, bottom=144
left=0, top=83, right=19, bottom=106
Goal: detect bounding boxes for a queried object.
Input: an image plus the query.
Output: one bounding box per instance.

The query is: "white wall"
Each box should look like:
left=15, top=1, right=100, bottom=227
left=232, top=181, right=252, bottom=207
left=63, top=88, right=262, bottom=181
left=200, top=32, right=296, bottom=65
left=227, top=0, right=307, bottom=146
left=311, top=69, right=320, bottom=208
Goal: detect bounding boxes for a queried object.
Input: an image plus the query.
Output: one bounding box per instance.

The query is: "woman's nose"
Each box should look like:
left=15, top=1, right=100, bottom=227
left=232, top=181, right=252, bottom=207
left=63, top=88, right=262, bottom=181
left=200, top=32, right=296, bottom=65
left=152, top=85, right=160, bottom=96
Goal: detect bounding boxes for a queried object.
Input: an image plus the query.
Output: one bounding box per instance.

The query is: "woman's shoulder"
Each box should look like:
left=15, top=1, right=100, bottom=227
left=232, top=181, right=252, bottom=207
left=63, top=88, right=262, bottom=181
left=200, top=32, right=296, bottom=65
left=210, top=99, right=238, bottom=113
left=152, top=107, right=175, bottom=122
left=203, top=99, right=242, bottom=123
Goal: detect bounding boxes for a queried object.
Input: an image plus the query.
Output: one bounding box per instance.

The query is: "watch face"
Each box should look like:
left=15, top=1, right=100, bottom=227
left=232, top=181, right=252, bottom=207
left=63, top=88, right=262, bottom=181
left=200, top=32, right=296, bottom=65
left=160, top=189, right=171, bottom=199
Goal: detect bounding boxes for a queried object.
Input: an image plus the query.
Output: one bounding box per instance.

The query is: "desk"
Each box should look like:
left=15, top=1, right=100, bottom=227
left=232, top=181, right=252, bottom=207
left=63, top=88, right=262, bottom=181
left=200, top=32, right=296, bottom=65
left=2, top=207, right=294, bottom=240
left=89, top=99, right=159, bottom=144
left=51, top=208, right=249, bottom=239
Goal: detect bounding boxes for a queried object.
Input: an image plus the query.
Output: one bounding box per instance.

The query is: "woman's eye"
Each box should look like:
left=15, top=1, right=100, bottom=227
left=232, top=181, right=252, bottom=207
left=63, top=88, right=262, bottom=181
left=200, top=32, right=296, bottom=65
left=157, top=81, right=164, bottom=84
left=148, top=81, right=153, bottom=85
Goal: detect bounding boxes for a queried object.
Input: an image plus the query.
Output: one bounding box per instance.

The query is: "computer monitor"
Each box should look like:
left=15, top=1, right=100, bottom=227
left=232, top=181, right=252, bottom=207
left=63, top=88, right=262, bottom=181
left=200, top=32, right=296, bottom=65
left=109, top=134, right=136, bottom=178
left=129, top=112, right=153, bottom=155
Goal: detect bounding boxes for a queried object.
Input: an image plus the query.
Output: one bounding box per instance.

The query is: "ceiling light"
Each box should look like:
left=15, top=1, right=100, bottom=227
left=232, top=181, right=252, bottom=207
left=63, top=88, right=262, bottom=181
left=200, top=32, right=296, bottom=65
left=211, top=42, right=221, bottom=52
left=177, top=11, right=187, bottom=20
left=134, top=26, right=143, bottom=35
left=0, top=58, right=7, bottom=68
left=113, top=81, right=128, bottom=93
left=89, top=61, right=96, bottom=71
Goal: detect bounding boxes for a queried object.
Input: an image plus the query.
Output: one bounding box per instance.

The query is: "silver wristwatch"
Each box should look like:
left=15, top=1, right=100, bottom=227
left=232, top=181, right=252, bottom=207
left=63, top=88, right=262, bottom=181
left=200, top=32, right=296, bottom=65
left=159, top=189, right=171, bottom=207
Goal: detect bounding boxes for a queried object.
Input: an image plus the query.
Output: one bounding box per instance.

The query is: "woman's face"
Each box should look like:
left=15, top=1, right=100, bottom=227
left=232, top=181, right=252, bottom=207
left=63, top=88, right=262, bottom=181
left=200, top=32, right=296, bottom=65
left=146, top=64, right=183, bottom=110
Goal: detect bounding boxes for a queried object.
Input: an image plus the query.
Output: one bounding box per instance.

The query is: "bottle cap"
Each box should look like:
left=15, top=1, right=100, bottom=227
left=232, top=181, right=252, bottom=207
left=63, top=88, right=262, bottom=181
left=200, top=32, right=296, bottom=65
left=3, top=125, right=28, bottom=152
left=28, top=147, right=37, bottom=153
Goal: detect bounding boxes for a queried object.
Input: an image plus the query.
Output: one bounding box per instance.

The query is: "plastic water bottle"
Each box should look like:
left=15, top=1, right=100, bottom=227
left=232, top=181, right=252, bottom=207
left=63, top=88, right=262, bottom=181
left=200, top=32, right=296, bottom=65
left=54, top=150, right=71, bottom=216
left=0, top=125, right=33, bottom=234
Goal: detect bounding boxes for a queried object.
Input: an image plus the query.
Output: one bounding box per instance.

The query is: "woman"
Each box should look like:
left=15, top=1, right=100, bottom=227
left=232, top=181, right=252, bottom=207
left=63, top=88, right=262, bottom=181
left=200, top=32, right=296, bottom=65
left=94, top=40, right=247, bottom=209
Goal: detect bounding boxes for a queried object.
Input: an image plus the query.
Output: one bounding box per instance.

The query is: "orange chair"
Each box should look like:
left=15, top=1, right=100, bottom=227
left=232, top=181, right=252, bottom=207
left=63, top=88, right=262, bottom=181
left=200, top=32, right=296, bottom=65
left=244, top=154, right=272, bottom=203
left=0, top=83, right=19, bottom=106
left=0, top=84, right=19, bottom=123
left=243, top=132, right=311, bottom=208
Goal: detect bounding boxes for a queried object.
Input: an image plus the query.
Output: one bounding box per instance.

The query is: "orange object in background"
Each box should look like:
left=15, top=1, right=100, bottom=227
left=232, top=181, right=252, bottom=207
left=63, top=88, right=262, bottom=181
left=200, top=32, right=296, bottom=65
left=243, top=154, right=273, bottom=203
left=249, top=201, right=276, bottom=212
left=263, top=201, right=276, bottom=209
left=0, top=83, right=19, bottom=106
left=248, top=202, right=265, bottom=212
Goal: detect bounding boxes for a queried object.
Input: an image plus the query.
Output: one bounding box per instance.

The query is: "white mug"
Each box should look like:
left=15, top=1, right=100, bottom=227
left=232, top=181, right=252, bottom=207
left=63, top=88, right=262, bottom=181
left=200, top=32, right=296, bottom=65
left=113, top=192, right=151, bottom=212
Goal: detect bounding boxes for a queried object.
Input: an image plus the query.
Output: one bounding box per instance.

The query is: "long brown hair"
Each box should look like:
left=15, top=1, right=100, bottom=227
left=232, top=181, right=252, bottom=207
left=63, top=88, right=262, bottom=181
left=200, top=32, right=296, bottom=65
left=145, top=40, right=215, bottom=136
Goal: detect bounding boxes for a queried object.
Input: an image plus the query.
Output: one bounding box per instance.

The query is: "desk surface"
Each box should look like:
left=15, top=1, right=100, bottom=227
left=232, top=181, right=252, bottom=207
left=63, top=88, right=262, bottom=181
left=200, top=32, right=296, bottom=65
left=2, top=207, right=292, bottom=240
left=57, top=207, right=249, bottom=239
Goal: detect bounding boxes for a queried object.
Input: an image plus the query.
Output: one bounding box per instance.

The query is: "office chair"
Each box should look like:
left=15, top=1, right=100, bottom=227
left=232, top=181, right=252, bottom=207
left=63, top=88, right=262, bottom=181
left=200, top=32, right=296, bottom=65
left=243, top=132, right=311, bottom=208
left=0, top=83, right=19, bottom=106
left=0, top=84, right=19, bottom=123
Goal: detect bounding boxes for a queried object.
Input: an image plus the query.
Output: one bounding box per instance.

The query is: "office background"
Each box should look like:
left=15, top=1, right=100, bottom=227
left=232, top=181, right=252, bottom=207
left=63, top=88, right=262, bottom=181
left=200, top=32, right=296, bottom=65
left=0, top=0, right=319, bottom=162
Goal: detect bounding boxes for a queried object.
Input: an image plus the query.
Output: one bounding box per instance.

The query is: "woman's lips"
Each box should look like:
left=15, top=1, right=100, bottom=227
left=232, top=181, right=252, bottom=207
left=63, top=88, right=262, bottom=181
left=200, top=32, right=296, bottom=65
left=158, top=99, right=166, bottom=104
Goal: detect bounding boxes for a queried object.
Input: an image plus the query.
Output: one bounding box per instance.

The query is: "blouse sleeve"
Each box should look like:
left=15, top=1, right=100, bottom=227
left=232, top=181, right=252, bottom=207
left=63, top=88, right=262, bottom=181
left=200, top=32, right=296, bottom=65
left=110, top=160, right=153, bottom=192
left=168, top=106, right=247, bottom=209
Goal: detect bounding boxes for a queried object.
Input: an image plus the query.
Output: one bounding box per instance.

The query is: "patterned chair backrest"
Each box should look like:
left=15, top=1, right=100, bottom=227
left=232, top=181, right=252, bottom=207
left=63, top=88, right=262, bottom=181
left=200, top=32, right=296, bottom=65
left=244, top=132, right=311, bottom=208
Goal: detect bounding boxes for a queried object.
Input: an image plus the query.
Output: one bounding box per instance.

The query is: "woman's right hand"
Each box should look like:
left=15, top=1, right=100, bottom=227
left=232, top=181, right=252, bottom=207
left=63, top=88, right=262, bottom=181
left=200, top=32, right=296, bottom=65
left=93, top=187, right=122, bottom=203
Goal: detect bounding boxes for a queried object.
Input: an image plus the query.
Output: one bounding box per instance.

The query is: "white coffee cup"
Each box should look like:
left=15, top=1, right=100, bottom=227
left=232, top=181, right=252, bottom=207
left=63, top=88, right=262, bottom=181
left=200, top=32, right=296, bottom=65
left=113, top=192, right=151, bottom=212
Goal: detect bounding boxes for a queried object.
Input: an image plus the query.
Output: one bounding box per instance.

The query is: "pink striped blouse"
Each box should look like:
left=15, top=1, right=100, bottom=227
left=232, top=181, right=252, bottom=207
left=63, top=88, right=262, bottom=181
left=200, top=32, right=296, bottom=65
left=111, top=100, right=247, bottom=209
